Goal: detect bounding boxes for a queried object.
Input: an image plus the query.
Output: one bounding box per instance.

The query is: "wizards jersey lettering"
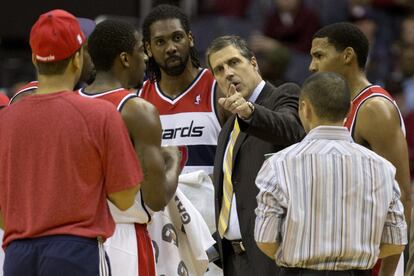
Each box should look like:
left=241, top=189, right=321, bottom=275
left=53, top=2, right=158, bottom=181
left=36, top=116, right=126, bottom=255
left=163, top=120, right=204, bottom=139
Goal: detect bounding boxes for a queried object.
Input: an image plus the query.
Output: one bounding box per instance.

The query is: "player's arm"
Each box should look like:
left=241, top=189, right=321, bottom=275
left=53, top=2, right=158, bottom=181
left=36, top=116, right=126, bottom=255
left=108, top=186, right=140, bottom=211
left=356, top=98, right=411, bottom=220
left=121, top=97, right=180, bottom=211
left=356, top=98, right=411, bottom=276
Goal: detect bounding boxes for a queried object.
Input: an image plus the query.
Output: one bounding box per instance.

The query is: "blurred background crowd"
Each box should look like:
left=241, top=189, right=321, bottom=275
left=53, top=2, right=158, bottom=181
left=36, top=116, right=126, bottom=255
left=2, top=0, right=414, bottom=183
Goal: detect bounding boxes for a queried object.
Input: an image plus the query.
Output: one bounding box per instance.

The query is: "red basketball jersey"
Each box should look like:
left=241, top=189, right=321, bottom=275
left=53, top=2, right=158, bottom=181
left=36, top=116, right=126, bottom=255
left=138, top=69, right=221, bottom=175
left=344, top=85, right=405, bottom=137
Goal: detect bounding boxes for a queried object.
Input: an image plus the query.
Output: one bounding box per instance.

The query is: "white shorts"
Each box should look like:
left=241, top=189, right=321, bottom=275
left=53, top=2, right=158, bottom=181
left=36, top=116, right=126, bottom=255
left=105, top=223, right=156, bottom=276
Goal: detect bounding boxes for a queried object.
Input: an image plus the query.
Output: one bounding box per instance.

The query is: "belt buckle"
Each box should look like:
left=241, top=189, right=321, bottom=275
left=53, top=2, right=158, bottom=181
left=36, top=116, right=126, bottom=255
left=231, top=240, right=246, bottom=255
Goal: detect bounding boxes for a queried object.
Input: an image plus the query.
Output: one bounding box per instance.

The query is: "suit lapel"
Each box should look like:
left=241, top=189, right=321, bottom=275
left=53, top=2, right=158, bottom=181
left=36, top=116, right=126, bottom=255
left=215, top=116, right=236, bottom=193
left=255, top=82, right=272, bottom=105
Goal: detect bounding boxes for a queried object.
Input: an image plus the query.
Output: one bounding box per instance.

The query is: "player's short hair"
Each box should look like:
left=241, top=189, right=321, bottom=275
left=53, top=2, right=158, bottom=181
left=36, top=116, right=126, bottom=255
left=142, top=4, right=200, bottom=82
left=313, top=22, right=369, bottom=70
left=205, top=35, right=255, bottom=70
left=88, top=19, right=138, bottom=72
left=301, top=72, right=350, bottom=122
left=36, top=50, right=80, bottom=75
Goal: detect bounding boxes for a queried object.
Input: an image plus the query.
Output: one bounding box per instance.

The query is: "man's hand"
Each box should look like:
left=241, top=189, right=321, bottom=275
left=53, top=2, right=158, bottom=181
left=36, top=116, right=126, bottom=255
left=218, top=84, right=254, bottom=119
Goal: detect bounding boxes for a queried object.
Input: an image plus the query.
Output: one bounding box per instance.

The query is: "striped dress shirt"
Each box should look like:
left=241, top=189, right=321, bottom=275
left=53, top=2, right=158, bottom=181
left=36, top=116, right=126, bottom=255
left=254, top=126, right=407, bottom=270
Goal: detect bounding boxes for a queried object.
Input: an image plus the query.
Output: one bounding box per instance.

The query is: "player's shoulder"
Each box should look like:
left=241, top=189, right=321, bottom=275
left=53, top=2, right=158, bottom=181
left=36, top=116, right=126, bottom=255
left=202, top=67, right=214, bottom=78
left=113, top=88, right=134, bottom=97
left=355, top=88, right=402, bottom=140
left=140, top=79, right=154, bottom=91
left=122, top=96, right=159, bottom=117
left=359, top=95, right=397, bottom=118
left=67, top=92, right=118, bottom=112
left=197, top=68, right=216, bottom=84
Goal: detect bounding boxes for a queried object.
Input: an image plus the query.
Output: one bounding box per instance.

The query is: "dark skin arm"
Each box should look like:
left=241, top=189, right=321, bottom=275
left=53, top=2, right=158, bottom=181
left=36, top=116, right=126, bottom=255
left=354, top=97, right=411, bottom=276
left=121, top=97, right=181, bottom=211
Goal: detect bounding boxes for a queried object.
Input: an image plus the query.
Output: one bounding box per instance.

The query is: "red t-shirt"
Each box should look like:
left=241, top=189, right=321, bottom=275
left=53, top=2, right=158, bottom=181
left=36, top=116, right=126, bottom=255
left=0, top=91, right=143, bottom=247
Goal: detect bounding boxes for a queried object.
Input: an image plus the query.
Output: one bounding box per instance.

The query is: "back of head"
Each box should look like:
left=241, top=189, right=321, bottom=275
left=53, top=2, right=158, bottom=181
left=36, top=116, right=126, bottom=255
left=313, top=22, right=369, bottom=70
left=301, top=72, right=350, bottom=122
left=142, top=4, right=200, bottom=82
left=30, top=9, right=86, bottom=75
left=205, top=35, right=255, bottom=70
left=88, top=19, right=137, bottom=72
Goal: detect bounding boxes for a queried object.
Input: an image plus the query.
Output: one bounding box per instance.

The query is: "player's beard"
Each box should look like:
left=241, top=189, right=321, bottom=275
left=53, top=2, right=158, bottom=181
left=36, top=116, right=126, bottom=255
left=160, top=51, right=190, bottom=76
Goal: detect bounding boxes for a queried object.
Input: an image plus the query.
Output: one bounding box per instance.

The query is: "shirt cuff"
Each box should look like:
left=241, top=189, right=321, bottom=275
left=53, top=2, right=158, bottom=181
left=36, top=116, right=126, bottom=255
left=254, top=210, right=282, bottom=243
left=381, top=221, right=408, bottom=245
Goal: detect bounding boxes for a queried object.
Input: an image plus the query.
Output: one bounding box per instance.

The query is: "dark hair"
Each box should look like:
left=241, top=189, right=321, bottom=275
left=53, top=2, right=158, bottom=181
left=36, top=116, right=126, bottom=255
left=36, top=54, right=74, bottom=75
left=88, top=19, right=138, bottom=72
left=301, top=72, right=350, bottom=122
left=142, top=4, right=200, bottom=82
left=313, top=22, right=369, bottom=70
left=205, top=35, right=255, bottom=70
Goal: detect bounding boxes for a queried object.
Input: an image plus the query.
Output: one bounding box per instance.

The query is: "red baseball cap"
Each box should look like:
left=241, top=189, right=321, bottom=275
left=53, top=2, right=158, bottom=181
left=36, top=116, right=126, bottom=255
left=30, top=9, right=86, bottom=62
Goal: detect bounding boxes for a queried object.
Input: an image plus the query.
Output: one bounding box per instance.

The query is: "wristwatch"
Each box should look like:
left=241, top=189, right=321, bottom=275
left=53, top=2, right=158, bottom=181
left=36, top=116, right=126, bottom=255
left=246, top=101, right=255, bottom=114
left=241, top=101, right=255, bottom=120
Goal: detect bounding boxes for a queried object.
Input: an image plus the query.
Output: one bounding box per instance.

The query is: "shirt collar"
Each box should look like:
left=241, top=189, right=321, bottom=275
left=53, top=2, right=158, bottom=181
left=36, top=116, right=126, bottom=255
left=304, top=126, right=354, bottom=142
left=248, top=80, right=265, bottom=103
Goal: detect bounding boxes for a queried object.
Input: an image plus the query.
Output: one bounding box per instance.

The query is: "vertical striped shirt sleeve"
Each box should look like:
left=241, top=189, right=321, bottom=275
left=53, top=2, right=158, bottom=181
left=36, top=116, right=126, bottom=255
left=254, top=158, right=287, bottom=244
left=381, top=179, right=408, bottom=245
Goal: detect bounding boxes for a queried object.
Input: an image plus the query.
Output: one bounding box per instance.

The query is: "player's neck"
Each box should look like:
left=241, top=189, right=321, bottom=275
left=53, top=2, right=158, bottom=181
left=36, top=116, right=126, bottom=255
left=346, top=71, right=371, bottom=100
left=36, top=74, right=77, bottom=94
left=84, top=71, right=124, bottom=94
left=159, top=66, right=201, bottom=98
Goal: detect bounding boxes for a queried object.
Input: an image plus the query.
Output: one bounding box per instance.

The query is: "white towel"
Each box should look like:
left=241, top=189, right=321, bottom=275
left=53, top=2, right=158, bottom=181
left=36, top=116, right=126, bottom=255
left=178, top=170, right=216, bottom=234
left=148, top=188, right=215, bottom=276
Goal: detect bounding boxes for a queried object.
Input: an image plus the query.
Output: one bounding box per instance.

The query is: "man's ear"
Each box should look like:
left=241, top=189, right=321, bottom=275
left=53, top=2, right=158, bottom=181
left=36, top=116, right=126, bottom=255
left=188, top=31, right=195, bottom=47
left=343, top=47, right=355, bottom=65
left=145, top=42, right=152, bottom=58
left=301, top=98, right=313, bottom=121
left=119, top=52, right=129, bottom=68
left=251, top=56, right=259, bottom=71
left=72, top=48, right=83, bottom=71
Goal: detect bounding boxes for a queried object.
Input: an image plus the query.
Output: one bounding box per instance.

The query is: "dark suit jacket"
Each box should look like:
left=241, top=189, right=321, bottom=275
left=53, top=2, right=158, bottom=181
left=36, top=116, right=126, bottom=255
left=213, top=82, right=305, bottom=275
